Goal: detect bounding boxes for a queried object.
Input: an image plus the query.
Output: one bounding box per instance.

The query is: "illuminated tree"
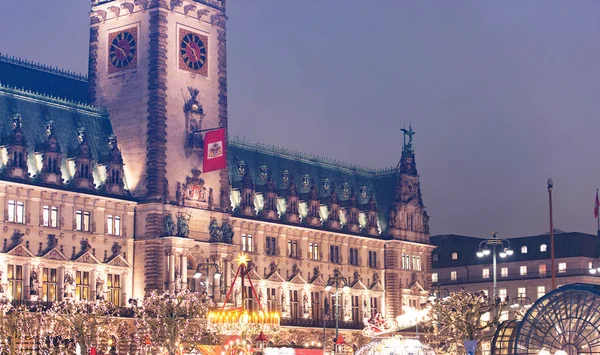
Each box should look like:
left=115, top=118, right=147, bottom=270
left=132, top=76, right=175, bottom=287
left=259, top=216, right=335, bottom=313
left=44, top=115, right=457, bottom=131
left=0, top=303, right=56, bottom=354
left=134, top=290, right=211, bottom=355
left=50, top=299, right=118, bottom=355
left=422, top=290, right=507, bottom=355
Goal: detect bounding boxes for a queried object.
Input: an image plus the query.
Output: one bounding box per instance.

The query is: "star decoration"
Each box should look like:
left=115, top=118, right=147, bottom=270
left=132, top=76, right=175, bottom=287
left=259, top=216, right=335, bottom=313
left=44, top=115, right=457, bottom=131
left=236, top=252, right=250, bottom=266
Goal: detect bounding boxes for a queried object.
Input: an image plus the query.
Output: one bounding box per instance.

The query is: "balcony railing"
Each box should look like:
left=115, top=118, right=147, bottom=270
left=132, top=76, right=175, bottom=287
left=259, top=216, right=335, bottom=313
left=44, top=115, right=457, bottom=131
left=280, top=317, right=363, bottom=329
left=434, top=268, right=600, bottom=286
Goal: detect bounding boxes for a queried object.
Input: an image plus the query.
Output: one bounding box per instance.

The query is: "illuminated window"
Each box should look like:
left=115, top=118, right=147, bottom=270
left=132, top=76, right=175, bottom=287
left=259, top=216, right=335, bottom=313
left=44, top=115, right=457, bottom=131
left=499, top=310, right=509, bottom=321
left=432, top=254, right=439, bottom=262
left=539, top=264, right=547, bottom=277
left=42, top=267, right=58, bottom=302
left=432, top=273, right=438, bottom=283
left=520, top=266, right=527, bottom=276
left=498, top=288, right=507, bottom=301
left=558, top=262, right=567, bottom=273
left=43, top=206, right=59, bottom=228
left=481, top=341, right=491, bottom=355
left=7, top=264, right=23, bottom=301
left=501, top=267, right=508, bottom=277
left=309, top=242, right=319, bottom=260
left=8, top=200, right=25, bottom=224
left=76, top=210, right=91, bottom=232
left=518, top=287, right=527, bottom=298
left=107, top=274, right=121, bottom=306
left=107, top=215, right=121, bottom=236
left=288, top=240, right=299, bottom=258
left=540, top=244, right=547, bottom=252
left=521, top=246, right=527, bottom=254
left=413, top=256, right=422, bottom=271
left=76, top=271, right=90, bottom=301
left=482, top=289, right=489, bottom=296
left=450, top=271, right=457, bottom=281
left=482, top=268, right=490, bottom=279
left=537, top=286, right=546, bottom=299
left=242, top=234, right=253, bottom=252
left=451, top=252, right=458, bottom=260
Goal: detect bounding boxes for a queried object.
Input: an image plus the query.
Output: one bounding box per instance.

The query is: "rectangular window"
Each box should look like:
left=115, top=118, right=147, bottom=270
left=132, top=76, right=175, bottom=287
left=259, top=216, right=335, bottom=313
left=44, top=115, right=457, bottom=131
left=309, top=242, right=319, bottom=260
left=115, top=216, right=121, bottom=236
left=265, top=236, right=277, bottom=256
left=311, top=292, right=321, bottom=320
left=107, top=274, right=121, bottom=306
left=76, top=210, right=91, bottom=232
left=498, top=288, right=507, bottom=301
left=329, top=245, right=340, bottom=263
left=43, top=206, right=59, bottom=228
left=289, top=289, right=299, bottom=319
left=246, top=286, right=255, bottom=312
left=482, top=289, right=489, bottom=297
left=242, top=234, right=253, bottom=252
left=368, top=251, right=378, bottom=268
left=8, top=200, right=25, bottom=224
left=76, top=271, right=90, bottom=301
left=481, top=342, right=491, bottom=355
left=520, top=266, right=527, bottom=276
left=413, top=256, right=422, bottom=271
left=499, top=310, right=509, bottom=321
left=288, top=240, right=299, bottom=258
left=42, top=267, right=58, bottom=302
left=537, top=286, right=546, bottom=299
left=518, top=287, right=527, bottom=298
left=188, top=278, right=196, bottom=292
left=450, top=271, right=457, bottom=281
left=107, top=215, right=120, bottom=235
left=7, top=264, right=23, bottom=301
left=539, top=264, right=547, bottom=277
left=352, top=295, right=359, bottom=321
left=482, top=268, right=490, bottom=279
left=405, top=254, right=411, bottom=270
left=501, top=267, right=508, bottom=277
left=349, top=248, right=359, bottom=266
left=266, top=288, right=277, bottom=313
left=370, top=297, right=379, bottom=317
left=432, top=273, right=438, bottom=283
left=558, top=262, right=567, bottom=273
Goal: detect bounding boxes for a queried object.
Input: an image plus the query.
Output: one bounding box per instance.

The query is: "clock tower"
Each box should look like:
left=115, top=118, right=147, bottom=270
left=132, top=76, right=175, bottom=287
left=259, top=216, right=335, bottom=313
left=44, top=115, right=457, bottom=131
left=88, top=0, right=229, bottom=229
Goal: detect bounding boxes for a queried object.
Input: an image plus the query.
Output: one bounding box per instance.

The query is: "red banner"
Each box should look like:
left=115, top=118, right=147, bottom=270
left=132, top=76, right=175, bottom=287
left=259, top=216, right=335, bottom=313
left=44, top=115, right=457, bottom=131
left=203, top=128, right=227, bottom=173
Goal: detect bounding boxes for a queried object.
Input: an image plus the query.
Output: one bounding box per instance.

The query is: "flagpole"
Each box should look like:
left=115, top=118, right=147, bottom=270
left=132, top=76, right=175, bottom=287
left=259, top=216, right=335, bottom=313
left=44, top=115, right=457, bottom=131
left=548, top=179, right=556, bottom=291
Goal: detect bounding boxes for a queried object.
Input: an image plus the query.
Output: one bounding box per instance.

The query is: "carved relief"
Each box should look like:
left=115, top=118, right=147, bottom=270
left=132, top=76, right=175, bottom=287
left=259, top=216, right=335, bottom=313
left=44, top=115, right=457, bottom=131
left=182, top=169, right=207, bottom=202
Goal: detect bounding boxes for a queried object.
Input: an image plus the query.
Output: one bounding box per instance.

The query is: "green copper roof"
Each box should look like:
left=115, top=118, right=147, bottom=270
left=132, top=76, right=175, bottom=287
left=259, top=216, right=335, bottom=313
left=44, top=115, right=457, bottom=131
left=228, top=137, right=399, bottom=235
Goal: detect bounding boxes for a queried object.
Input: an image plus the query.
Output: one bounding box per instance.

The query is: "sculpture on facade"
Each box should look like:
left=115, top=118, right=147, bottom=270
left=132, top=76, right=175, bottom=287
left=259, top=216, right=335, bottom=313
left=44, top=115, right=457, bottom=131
left=222, top=220, right=234, bottom=244
left=96, top=277, right=105, bottom=300
left=176, top=213, right=190, bottom=237
left=164, top=212, right=176, bottom=236
left=111, top=242, right=122, bottom=257
left=30, top=270, right=39, bottom=295
left=64, top=272, right=75, bottom=298
left=208, top=217, right=222, bottom=242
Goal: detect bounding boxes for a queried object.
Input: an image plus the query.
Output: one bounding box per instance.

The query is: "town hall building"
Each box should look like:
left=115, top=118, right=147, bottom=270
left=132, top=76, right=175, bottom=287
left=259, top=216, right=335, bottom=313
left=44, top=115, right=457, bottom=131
left=0, top=0, right=434, bottom=349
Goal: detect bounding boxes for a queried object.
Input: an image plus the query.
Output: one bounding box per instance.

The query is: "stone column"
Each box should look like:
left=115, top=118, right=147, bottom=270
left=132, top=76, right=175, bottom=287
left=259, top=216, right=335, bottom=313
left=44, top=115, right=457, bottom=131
left=91, top=269, right=97, bottom=300
left=169, top=251, right=176, bottom=291
left=181, top=254, right=188, bottom=290
left=23, top=264, right=30, bottom=300
left=224, top=258, right=231, bottom=298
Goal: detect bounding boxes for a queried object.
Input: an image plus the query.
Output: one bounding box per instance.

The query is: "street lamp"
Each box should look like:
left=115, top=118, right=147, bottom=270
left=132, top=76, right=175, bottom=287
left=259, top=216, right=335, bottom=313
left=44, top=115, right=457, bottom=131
left=325, top=269, right=349, bottom=354
left=476, top=232, right=513, bottom=298
left=589, top=259, right=600, bottom=274
left=194, top=260, right=221, bottom=298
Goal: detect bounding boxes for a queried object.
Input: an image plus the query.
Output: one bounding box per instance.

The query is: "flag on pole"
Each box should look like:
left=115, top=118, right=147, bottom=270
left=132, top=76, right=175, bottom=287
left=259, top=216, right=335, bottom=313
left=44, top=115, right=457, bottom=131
left=595, top=190, right=599, bottom=218
left=203, top=128, right=227, bottom=173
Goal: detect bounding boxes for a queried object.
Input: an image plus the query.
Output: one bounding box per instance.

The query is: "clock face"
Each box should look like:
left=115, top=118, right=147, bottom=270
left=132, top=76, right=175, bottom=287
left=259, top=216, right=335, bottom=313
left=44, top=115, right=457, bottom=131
left=108, top=27, right=138, bottom=73
left=179, top=29, right=208, bottom=76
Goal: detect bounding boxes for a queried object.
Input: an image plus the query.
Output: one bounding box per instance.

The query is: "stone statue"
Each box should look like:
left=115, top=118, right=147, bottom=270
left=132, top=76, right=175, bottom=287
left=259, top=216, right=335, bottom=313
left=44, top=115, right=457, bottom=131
left=208, top=217, right=222, bottom=242
left=64, top=272, right=75, bottom=298
left=164, top=212, right=176, bottom=236
left=96, top=277, right=105, bottom=299
left=48, top=234, right=58, bottom=249
left=222, top=221, right=234, bottom=244
left=111, top=242, right=122, bottom=257
left=175, top=269, right=182, bottom=291
left=373, top=272, right=380, bottom=283
left=401, top=123, right=415, bottom=149
left=176, top=213, right=189, bottom=237
left=30, top=270, right=39, bottom=295
left=281, top=292, right=287, bottom=313
left=81, top=239, right=91, bottom=252
left=353, top=270, right=360, bottom=282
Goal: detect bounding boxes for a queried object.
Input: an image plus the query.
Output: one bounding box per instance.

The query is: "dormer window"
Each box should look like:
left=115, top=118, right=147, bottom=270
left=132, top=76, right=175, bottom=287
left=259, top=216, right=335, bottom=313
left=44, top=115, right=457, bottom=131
left=540, top=244, right=547, bottom=252
left=432, top=254, right=439, bottom=262
left=451, top=252, right=458, bottom=260
left=521, top=246, right=528, bottom=254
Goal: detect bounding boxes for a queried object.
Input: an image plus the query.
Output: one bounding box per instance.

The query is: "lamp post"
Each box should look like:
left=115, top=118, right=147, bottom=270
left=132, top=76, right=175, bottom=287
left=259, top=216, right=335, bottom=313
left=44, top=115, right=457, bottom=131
left=476, top=233, right=513, bottom=298
left=548, top=179, right=557, bottom=290
left=325, top=269, right=349, bottom=354
left=194, top=259, right=222, bottom=299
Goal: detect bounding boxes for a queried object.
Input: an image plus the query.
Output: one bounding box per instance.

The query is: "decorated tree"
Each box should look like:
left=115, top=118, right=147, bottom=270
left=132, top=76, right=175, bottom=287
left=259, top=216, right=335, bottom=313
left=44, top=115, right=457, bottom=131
left=50, top=299, right=118, bottom=355
left=134, top=289, right=211, bottom=355
left=0, top=303, right=56, bottom=354
left=422, top=290, right=507, bottom=355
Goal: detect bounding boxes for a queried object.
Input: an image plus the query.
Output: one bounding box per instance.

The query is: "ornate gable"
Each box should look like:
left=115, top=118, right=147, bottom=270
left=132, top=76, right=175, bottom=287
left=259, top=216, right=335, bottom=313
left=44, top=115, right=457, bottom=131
left=246, top=268, right=262, bottom=281
left=310, top=274, right=327, bottom=287
left=7, top=244, right=35, bottom=257
left=74, top=250, right=101, bottom=264
left=351, top=279, right=368, bottom=291
left=106, top=254, right=131, bottom=268
left=369, top=281, right=385, bottom=292
left=288, top=273, right=307, bottom=285
left=409, top=281, right=426, bottom=293
left=266, top=271, right=285, bottom=283
left=42, top=247, right=68, bottom=261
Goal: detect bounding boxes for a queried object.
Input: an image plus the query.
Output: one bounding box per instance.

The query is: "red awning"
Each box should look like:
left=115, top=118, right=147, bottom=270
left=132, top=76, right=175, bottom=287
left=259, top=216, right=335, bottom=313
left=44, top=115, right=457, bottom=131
left=255, top=331, right=269, bottom=343
left=335, top=335, right=346, bottom=345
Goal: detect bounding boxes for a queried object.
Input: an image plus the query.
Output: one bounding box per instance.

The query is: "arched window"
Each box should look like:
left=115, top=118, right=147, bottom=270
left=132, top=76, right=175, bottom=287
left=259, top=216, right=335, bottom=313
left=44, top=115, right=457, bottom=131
left=521, top=246, right=528, bottom=254
left=451, top=252, right=458, bottom=260
left=540, top=244, right=547, bottom=252
left=432, top=254, right=439, bottom=262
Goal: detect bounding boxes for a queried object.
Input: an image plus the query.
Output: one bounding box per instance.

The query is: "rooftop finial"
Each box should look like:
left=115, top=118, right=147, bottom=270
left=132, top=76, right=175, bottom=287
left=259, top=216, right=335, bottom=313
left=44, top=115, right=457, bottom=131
left=400, top=123, right=415, bottom=153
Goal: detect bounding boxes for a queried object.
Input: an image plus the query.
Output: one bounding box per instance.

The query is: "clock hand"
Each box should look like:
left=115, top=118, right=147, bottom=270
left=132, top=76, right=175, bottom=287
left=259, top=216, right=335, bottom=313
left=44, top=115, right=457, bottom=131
left=187, top=44, right=198, bottom=61
left=111, top=43, right=127, bottom=57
